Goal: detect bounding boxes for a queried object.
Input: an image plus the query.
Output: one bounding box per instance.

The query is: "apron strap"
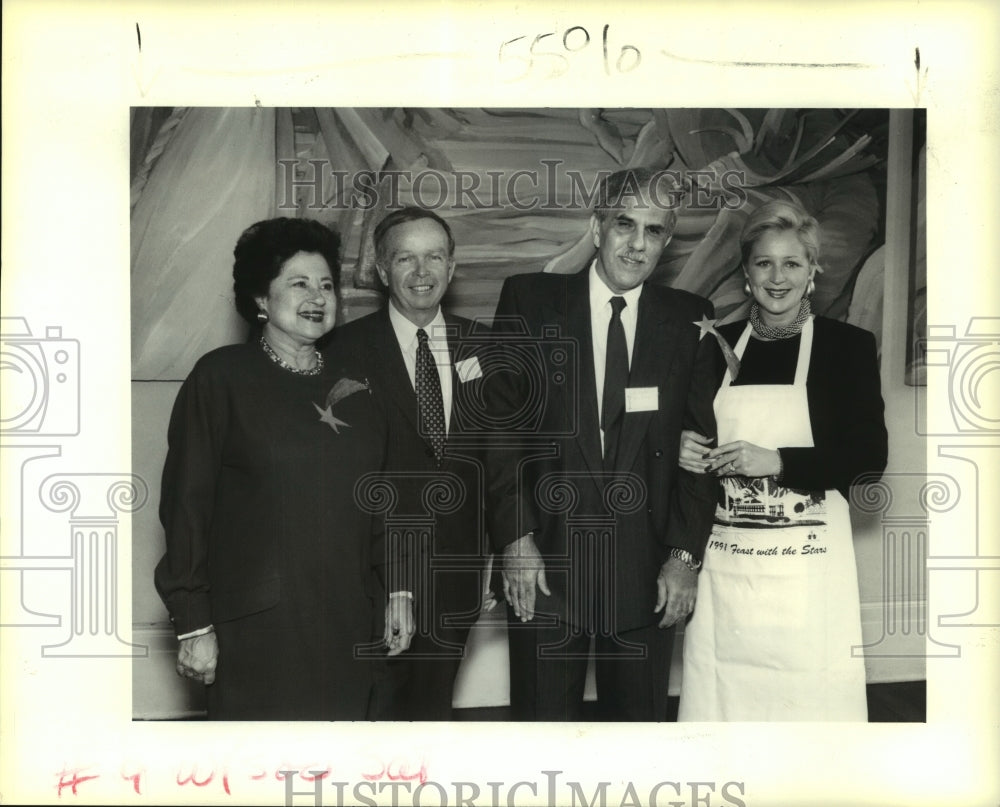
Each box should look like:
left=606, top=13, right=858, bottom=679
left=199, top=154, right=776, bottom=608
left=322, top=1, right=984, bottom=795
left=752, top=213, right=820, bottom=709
left=724, top=317, right=814, bottom=387
left=793, top=316, right=814, bottom=386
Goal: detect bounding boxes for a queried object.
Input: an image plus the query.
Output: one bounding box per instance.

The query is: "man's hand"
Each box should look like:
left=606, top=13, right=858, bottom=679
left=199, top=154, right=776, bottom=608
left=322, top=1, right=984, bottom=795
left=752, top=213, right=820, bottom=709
left=501, top=533, right=550, bottom=622
left=384, top=596, right=415, bottom=656
left=176, top=631, right=219, bottom=685
left=679, top=430, right=713, bottom=474
left=654, top=556, right=698, bottom=628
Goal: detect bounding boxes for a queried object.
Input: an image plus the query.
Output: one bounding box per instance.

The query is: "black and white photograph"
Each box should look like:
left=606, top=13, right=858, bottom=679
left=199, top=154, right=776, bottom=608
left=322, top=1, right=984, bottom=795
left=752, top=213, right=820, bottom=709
left=129, top=106, right=926, bottom=725
left=2, top=3, right=998, bottom=806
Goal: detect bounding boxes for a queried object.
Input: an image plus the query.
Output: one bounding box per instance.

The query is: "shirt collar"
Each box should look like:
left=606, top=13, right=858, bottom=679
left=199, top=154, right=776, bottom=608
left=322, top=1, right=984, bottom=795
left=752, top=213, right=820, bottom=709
left=588, top=260, right=643, bottom=315
left=387, top=300, right=448, bottom=348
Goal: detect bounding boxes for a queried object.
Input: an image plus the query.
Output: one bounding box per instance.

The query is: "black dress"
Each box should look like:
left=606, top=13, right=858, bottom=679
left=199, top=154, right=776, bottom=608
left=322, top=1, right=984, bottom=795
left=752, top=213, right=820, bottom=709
left=154, top=341, right=386, bottom=720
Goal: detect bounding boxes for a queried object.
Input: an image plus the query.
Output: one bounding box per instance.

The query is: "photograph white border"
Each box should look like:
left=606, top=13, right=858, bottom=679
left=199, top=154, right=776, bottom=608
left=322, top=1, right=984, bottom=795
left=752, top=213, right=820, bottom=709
left=2, top=2, right=998, bottom=805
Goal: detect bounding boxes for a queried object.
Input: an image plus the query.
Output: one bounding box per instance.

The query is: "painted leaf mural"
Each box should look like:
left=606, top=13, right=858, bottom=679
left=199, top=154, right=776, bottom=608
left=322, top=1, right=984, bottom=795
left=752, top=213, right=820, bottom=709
left=131, top=108, right=902, bottom=381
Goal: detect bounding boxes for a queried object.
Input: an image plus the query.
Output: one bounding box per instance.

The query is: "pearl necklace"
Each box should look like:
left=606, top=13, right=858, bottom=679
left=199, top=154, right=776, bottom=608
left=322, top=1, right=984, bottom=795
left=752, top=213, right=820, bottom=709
left=259, top=336, right=323, bottom=376
left=749, top=298, right=812, bottom=340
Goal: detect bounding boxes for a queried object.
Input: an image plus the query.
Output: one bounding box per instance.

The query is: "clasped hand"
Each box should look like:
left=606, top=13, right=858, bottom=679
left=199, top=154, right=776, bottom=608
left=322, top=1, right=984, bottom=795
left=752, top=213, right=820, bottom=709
left=176, top=631, right=218, bottom=684
left=679, top=431, right=780, bottom=478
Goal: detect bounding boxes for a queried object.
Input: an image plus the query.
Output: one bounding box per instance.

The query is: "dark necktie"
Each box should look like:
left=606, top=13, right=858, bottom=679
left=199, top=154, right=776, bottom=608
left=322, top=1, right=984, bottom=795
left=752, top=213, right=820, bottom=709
left=415, top=328, right=446, bottom=465
left=602, top=296, right=628, bottom=468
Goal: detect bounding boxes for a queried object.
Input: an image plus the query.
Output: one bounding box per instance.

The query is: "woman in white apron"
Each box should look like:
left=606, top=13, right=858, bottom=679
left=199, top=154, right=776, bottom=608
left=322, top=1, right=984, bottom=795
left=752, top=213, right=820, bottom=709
left=677, top=201, right=888, bottom=721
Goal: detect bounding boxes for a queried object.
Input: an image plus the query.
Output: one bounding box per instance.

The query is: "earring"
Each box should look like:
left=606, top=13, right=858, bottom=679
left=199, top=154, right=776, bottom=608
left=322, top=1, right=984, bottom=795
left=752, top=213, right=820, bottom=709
left=743, top=281, right=751, bottom=296
left=257, top=310, right=269, bottom=324
left=806, top=279, right=816, bottom=297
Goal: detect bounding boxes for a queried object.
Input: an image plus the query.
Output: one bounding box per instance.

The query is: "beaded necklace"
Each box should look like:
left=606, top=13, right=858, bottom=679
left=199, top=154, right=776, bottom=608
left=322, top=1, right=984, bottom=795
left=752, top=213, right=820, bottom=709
left=259, top=335, right=323, bottom=376
left=749, top=298, right=811, bottom=340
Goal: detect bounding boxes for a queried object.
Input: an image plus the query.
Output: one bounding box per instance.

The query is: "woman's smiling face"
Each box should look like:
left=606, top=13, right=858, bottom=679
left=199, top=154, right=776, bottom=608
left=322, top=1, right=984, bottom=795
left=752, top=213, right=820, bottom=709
left=256, top=251, right=337, bottom=346
left=744, top=229, right=815, bottom=327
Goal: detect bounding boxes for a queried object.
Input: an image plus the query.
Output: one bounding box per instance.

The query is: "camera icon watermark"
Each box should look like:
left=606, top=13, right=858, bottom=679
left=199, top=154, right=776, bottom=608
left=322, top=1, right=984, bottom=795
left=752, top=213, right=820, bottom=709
left=910, top=317, right=1000, bottom=631
left=439, top=317, right=580, bottom=445
left=915, top=317, right=1000, bottom=435
left=0, top=315, right=147, bottom=656
left=928, top=443, right=1000, bottom=629
left=0, top=317, right=80, bottom=436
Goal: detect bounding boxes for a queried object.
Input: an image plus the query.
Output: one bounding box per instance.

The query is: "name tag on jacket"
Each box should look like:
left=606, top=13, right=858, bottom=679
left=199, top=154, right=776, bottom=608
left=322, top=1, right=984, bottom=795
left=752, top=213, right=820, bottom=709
left=455, top=355, right=482, bottom=383
left=625, top=386, right=659, bottom=413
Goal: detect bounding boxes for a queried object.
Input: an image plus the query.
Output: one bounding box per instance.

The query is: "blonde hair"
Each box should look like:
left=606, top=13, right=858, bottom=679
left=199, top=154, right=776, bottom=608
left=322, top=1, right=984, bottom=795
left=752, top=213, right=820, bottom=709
left=740, top=200, right=822, bottom=271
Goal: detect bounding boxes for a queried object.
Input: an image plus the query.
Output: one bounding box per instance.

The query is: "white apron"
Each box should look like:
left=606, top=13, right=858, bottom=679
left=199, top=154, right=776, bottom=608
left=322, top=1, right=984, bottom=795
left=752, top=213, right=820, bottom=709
left=678, top=318, right=867, bottom=721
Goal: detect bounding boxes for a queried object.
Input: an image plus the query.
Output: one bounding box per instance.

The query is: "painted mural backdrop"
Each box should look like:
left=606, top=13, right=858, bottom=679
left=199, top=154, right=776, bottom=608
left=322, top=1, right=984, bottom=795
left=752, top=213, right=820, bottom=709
left=130, top=108, right=924, bottom=381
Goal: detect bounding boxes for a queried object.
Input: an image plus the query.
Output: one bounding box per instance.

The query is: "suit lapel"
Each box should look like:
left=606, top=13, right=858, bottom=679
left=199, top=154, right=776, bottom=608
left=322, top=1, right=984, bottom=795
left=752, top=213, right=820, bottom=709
left=371, top=308, right=423, bottom=439
left=615, top=287, right=678, bottom=474
left=562, top=272, right=603, bottom=479
left=443, top=315, right=463, bottom=438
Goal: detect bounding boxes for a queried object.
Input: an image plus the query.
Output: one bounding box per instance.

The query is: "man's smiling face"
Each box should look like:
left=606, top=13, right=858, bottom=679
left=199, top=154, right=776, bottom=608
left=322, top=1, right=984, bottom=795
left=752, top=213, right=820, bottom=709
left=377, top=217, right=456, bottom=327
left=591, top=193, right=673, bottom=294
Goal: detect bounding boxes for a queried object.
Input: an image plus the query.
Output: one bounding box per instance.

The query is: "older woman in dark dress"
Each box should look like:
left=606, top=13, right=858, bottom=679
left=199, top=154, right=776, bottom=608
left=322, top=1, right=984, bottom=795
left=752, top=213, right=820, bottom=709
left=677, top=200, right=888, bottom=721
left=154, top=218, right=385, bottom=720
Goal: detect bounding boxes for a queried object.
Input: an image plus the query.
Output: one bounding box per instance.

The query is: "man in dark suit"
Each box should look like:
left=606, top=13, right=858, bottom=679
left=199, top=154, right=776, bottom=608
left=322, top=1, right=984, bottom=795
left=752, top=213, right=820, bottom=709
left=332, top=206, right=489, bottom=720
left=486, top=168, right=719, bottom=720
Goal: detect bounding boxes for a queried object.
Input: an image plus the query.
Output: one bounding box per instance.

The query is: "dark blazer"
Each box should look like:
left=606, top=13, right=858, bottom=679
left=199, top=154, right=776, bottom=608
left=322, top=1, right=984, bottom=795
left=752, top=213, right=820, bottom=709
left=486, top=269, right=719, bottom=633
left=330, top=308, right=490, bottom=640
left=714, top=316, right=888, bottom=498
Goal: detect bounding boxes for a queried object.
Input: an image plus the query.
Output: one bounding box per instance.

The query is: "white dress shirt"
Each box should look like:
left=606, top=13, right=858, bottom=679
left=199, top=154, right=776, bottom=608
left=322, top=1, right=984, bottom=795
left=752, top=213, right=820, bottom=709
left=589, top=262, right=643, bottom=454
left=387, top=301, right=453, bottom=434
left=386, top=302, right=454, bottom=600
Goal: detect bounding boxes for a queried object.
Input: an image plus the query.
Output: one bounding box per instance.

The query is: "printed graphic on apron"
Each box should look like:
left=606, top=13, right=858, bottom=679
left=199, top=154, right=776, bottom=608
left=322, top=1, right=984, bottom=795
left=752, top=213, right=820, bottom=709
left=715, top=476, right=827, bottom=528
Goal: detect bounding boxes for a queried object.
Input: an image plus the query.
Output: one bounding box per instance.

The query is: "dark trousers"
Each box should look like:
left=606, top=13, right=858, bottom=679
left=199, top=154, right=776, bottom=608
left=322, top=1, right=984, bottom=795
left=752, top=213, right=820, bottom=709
left=507, top=606, right=675, bottom=721
left=368, top=624, right=470, bottom=721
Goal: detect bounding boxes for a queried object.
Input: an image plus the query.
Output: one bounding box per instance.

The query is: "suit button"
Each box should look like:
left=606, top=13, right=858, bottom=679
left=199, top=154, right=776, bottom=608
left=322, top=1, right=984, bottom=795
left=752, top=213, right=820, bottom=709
left=654, top=449, right=663, bottom=458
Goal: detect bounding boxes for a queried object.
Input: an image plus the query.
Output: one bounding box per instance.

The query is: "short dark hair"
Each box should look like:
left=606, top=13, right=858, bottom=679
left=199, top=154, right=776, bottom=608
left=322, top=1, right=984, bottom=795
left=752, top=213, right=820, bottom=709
left=373, top=206, right=455, bottom=265
left=593, top=167, right=680, bottom=231
left=232, top=217, right=341, bottom=325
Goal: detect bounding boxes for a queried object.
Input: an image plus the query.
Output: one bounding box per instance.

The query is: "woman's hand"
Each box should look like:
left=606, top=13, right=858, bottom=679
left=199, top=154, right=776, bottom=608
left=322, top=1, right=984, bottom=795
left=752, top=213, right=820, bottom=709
left=706, top=441, right=782, bottom=478
left=679, top=430, right=713, bottom=474
left=176, top=631, right=218, bottom=685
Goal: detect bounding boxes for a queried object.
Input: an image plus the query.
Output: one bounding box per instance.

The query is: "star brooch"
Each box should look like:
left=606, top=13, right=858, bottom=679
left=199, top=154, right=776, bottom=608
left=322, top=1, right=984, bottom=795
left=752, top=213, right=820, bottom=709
left=313, top=377, right=371, bottom=433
